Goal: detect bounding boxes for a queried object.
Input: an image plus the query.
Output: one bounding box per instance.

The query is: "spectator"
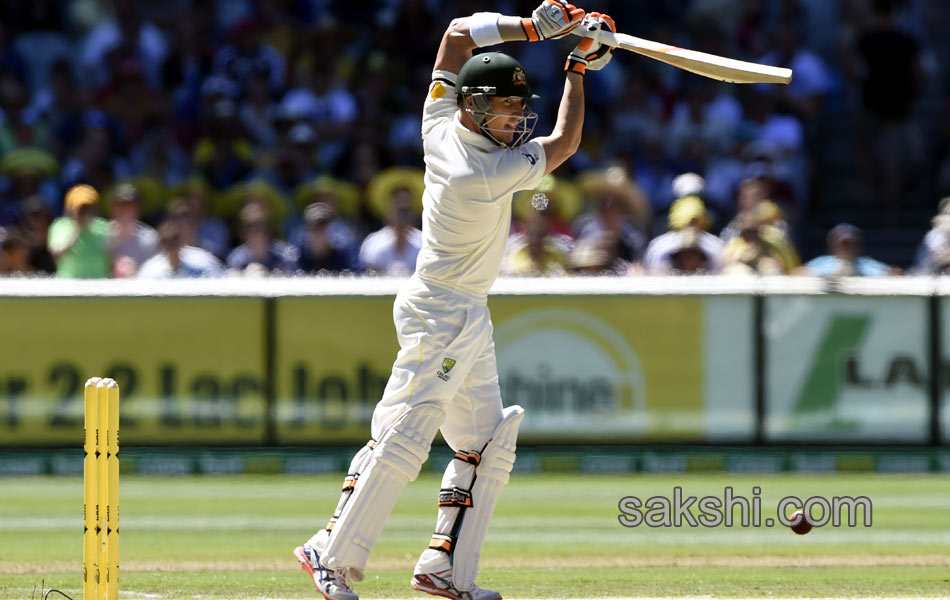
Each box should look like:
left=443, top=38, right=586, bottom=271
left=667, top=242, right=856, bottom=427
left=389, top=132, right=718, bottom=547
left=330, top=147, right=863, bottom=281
left=720, top=176, right=770, bottom=242
left=644, top=195, right=725, bottom=274
left=212, top=17, right=285, bottom=96
left=359, top=187, right=422, bottom=276
left=278, top=60, right=357, bottom=169
left=336, top=130, right=394, bottom=189
left=128, top=125, right=192, bottom=186
left=60, top=110, right=131, bottom=191
left=511, top=174, right=583, bottom=239
left=18, top=195, right=56, bottom=274
left=606, top=69, right=664, bottom=156
left=568, top=236, right=630, bottom=276
left=161, top=18, right=214, bottom=105
left=850, top=0, right=926, bottom=222
left=721, top=211, right=800, bottom=275
left=239, top=61, right=280, bottom=148
left=632, top=130, right=679, bottom=216
left=47, top=184, right=111, bottom=278
left=668, top=227, right=718, bottom=275
left=291, top=177, right=362, bottom=266
left=0, top=228, right=34, bottom=276
left=737, top=94, right=806, bottom=209
left=97, top=58, right=157, bottom=151
left=0, top=66, right=47, bottom=155
left=172, top=180, right=230, bottom=259
left=220, top=178, right=293, bottom=238
left=574, top=167, right=651, bottom=267
left=24, top=58, right=93, bottom=160
left=757, top=21, right=831, bottom=126
left=666, top=78, right=743, bottom=157
left=137, top=220, right=224, bottom=279
left=256, top=122, right=320, bottom=194
left=801, top=223, right=894, bottom=277
left=109, top=183, right=159, bottom=277
left=0, top=147, right=60, bottom=226
left=193, top=99, right=254, bottom=190
left=296, top=202, right=351, bottom=274
left=668, top=170, right=739, bottom=227
left=921, top=248, right=950, bottom=276
left=79, top=0, right=169, bottom=88
left=912, top=197, right=950, bottom=275
left=504, top=211, right=570, bottom=277
left=722, top=177, right=794, bottom=241
left=0, top=22, right=29, bottom=86
left=226, top=200, right=298, bottom=275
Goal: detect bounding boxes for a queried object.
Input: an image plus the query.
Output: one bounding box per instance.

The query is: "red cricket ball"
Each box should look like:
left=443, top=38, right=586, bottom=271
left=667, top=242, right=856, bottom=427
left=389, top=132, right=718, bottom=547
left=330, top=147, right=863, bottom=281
left=789, top=509, right=812, bottom=535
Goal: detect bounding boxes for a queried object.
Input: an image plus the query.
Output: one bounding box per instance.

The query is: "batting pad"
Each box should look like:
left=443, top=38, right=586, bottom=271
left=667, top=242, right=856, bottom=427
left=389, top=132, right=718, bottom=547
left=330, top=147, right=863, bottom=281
left=323, top=403, right=445, bottom=571
left=414, top=449, right=481, bottom=575
left=453, top=405, right=524, bottom=590
left=307, top=441, right=376, bottom=581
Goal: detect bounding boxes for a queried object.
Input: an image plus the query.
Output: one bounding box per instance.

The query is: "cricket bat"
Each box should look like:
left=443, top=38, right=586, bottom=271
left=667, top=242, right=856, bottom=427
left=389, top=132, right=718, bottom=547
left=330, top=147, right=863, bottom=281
left=573, top=28, right=793, bottom=85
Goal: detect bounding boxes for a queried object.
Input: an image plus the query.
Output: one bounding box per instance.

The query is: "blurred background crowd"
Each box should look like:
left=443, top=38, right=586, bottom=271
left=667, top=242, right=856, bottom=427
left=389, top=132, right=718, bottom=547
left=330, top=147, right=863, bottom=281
left=0, top=0, right=949, bottom=279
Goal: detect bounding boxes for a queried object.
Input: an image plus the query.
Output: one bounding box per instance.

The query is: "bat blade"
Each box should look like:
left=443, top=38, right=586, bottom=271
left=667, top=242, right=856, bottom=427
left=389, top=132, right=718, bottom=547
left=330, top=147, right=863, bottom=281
left=575, top=29, right=793, bottom=85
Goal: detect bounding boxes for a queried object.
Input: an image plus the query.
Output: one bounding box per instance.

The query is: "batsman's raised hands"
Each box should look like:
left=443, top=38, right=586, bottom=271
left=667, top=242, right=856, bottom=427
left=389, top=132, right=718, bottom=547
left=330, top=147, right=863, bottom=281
left=565, top=12, right=616, bottom=75
left=523, top=0, right=585, bottom=42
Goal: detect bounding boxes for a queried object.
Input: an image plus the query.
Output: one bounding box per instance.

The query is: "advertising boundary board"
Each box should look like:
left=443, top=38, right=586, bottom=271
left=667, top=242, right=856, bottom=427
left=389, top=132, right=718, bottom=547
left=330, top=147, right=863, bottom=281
left=0, top=277, right=947, bottom=446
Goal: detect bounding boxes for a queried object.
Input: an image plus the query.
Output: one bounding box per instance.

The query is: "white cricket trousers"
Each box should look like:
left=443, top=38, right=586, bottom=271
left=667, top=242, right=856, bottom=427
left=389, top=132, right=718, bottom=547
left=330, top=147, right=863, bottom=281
left=313, top=275, right=506, bottom=575
left=372, top=275, right=504, bottom=450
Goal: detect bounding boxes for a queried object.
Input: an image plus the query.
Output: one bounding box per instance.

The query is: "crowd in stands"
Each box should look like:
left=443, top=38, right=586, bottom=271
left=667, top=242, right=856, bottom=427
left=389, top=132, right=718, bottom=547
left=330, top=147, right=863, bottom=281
left=0, top=0, right=948, bottom=278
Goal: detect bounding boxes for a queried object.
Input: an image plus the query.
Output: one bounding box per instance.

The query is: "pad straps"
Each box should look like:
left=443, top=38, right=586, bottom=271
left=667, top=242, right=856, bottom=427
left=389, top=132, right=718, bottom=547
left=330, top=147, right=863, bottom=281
left=428, top=449, right=482, bottom=553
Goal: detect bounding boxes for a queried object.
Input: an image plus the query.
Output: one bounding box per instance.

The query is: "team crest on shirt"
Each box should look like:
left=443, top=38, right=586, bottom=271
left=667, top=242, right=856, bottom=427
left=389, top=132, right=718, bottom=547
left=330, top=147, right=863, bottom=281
left=512, top=67, right=527, bottom=86
left=437, top=357, right=457, bottom=381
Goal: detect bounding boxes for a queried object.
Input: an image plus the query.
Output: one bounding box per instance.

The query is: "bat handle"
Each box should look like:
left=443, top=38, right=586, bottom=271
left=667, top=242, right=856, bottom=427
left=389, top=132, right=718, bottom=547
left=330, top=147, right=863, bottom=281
left=568, top=21, right=621, bottom=48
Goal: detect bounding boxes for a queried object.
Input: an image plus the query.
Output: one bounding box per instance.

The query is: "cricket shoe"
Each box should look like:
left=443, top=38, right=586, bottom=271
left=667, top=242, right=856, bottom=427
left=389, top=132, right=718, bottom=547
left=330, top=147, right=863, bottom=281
left=294, top=543, right=359, bottom=600
left=411, top=570, right=501, bottom=600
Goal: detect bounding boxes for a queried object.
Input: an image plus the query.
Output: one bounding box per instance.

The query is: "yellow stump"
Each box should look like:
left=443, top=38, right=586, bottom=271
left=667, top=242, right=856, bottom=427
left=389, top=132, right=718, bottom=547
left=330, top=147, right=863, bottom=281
left=97, top=381, right=108, bottom=600
left=83, top=378, right=101, bottom=600
left=84, top=377, right=119, bottom=600
left=106, top=381, right=120, bottom=600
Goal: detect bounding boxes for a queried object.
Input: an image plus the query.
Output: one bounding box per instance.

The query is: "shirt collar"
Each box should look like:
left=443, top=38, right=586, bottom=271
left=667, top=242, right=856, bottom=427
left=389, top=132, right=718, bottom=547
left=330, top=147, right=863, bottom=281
left=455, top=112, right=501, bottom=151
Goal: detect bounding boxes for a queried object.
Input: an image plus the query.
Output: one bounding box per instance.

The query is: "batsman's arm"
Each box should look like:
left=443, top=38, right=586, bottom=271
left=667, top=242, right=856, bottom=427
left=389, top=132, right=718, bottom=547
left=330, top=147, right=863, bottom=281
left=534, top=13, right=613, bottom=175
left=433, top=16, right=528, bottom=74
left=433, top=2, right=585, bottom=74
left=533, top=72, right=584, bottom=175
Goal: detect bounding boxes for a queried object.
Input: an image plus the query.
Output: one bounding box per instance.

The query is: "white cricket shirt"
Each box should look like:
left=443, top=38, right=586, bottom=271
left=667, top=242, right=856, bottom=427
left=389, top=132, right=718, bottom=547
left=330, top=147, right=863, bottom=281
left=414, top=69, right=546, bottom=300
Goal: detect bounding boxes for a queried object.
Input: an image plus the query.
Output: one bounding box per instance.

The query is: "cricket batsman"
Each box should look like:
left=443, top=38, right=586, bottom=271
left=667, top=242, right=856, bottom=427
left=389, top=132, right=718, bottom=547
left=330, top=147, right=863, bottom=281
left=295, top=3, right=616, bottom=599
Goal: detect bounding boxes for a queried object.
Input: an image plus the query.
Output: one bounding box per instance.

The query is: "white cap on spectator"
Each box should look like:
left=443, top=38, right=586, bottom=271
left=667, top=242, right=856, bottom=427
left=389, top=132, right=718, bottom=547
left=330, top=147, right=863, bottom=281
left=672, top=172, right=705, bottom=199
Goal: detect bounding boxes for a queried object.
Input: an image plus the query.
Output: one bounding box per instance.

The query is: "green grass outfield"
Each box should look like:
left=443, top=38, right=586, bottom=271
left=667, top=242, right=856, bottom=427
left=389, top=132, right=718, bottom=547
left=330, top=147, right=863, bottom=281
left=2, top=472, right=949, bottom=599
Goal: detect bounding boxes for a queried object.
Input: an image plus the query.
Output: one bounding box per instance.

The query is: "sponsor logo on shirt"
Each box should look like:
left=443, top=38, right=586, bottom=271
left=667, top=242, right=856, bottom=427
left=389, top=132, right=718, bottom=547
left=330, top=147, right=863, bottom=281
left=521, top=152, right=538, bottom=165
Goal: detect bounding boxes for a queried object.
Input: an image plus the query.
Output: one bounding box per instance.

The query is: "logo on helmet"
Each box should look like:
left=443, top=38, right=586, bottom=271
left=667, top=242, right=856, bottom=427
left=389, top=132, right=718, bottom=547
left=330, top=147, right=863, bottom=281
left=512, top=67, right=527, bottom=86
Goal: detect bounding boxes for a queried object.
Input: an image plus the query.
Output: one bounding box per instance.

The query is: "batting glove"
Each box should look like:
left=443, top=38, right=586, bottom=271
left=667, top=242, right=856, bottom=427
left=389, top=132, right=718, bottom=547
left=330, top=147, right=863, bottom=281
left=523, top=0, right=585, bottom=42
left=565, top=12, right=616, bottom=75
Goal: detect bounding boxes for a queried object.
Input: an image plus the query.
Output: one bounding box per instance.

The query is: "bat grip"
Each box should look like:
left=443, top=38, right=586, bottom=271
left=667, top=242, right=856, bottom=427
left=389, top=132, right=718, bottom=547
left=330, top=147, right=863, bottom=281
left=568, top=22, right=620, bottom=48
